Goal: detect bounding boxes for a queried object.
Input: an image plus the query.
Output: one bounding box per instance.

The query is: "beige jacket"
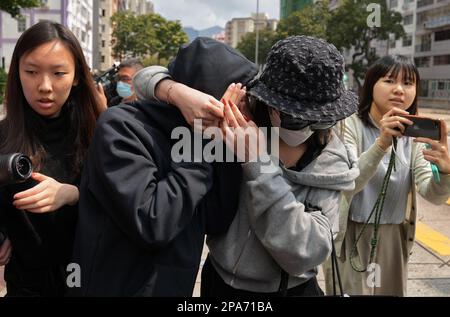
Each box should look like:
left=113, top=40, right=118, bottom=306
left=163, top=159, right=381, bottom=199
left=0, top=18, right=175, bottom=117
left=334, top=114, right=450, bottom=258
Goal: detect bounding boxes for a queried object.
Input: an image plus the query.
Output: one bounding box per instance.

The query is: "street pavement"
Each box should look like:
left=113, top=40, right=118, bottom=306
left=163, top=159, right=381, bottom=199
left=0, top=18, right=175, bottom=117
left=191, top=195, right=450, bottom=297
left=1, top=108, right=450, bottom=297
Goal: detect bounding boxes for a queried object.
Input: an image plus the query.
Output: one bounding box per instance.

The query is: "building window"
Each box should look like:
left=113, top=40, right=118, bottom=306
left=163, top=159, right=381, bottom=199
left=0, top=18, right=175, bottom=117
left=414, top=56, right=431, bottom=67
left=435, top=29, right=450, bottom=42
left=81, top=31, right=86, bottom=43
left=402, top=35, right=412, bottom=47
left=101, top=55, right=105, bottom=63
left=389, top=39, right=396, bottom=49
left=417, top=0, right=434, bottom=8
left=419, top=80, right=429, bottom=97
left=403, top=15, right=413, bottom=25
left=101, top=24, right=106, bottom=33
left=434, top=54, right=450, bottom=65
left=429, top=80, right=450, bottom=99
left=389, top=0, right=398, bottom=9
left=102, top=40, right=105, bottom=48
left=102, top=9, right=106, bottom=17
left=17, top=16, right=26, bottom=32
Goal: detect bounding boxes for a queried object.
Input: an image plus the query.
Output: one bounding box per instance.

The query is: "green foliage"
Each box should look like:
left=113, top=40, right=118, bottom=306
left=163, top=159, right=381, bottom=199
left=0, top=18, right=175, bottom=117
left=111, top=12, right=188, bottom=62
left=326, top=0, right=405, bottom=90
left=274, top=0, right=405, bottom=91
left=277, top=0, right=331, bottom=39
left=141, top=54, right=169, bottom=68
left=236, top=29, right=281, bottom=65
left=0, top=68, right=7, bottom=105
left=0, top=0, right=42, bottom=18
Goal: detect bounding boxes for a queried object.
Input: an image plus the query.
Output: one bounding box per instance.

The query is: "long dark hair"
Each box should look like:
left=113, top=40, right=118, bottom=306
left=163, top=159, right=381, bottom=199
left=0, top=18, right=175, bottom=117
left=358, top=55, right=420, bottom=128
left=0, top=21, right=101, bottom=175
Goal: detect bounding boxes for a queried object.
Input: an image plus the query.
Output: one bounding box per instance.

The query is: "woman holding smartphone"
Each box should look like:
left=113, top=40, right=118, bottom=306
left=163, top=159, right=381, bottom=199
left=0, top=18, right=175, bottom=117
left=324, top=55, right=450, bottom=296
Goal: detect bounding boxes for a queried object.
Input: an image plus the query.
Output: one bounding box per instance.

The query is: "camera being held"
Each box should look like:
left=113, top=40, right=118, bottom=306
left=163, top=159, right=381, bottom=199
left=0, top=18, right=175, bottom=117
left=93, top=62, right=120, bottom=106
left=399, top=114, right=441, bottom=140
left=93, top=59, right=143, bottom=107
left=0, top=153, right=33, bottom=186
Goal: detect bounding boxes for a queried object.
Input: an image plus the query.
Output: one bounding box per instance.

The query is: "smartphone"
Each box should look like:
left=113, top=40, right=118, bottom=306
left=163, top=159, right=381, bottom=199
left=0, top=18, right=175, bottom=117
left=400, top=114, right=441, bottom=140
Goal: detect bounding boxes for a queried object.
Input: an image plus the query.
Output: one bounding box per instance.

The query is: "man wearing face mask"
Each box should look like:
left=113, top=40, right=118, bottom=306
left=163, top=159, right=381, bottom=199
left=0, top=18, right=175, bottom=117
left=108, top=58, right=144, bottom=107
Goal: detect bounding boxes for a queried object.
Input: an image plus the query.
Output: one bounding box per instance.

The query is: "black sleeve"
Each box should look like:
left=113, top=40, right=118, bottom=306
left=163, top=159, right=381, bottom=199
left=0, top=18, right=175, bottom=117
left=199, top=161, right=242, bottom=236
left=85, top=112, right=213, bottom=249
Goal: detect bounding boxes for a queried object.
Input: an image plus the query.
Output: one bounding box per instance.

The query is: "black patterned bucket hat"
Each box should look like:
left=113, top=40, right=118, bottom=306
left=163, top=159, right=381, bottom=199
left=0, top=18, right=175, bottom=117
left=247, top=36, right=358, bottom=124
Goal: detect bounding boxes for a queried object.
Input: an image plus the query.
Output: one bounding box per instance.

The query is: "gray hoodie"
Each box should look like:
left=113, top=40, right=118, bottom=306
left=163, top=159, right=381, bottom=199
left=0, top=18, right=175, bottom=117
left=207, top=132, right=359, bottom=292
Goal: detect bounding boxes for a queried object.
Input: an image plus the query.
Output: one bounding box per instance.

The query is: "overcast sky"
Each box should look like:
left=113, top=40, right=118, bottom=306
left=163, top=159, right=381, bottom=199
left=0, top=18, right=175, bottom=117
left=151, top=0, right=280, bottom=30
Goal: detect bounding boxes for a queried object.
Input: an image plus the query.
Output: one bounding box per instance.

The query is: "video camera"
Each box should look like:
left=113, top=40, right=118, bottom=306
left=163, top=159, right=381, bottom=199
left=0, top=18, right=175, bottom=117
left=0, top=153, right=33, bottom=187
left=93, top=61, right=120, bottom=106
left=0, top=153, right=33, bottom=246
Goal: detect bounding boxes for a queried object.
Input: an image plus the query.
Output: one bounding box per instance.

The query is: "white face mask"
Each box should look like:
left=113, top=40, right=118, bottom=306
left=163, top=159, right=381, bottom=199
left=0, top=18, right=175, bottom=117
left=269, top=109, right=314, bottom=147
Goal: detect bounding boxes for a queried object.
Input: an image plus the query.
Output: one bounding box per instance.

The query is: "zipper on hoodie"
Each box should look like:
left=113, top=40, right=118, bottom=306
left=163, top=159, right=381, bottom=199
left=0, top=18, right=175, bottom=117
left=230, top=228, right=253, bottom=287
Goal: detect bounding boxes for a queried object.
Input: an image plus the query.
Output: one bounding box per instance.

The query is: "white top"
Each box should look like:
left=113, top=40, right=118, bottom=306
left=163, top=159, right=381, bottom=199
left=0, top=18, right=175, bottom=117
left=349, top=117, right=412, bottom=224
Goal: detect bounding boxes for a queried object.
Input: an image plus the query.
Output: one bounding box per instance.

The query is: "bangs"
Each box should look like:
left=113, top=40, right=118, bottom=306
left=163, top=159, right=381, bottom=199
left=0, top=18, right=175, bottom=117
left=384, top=61, right=418, bottom=84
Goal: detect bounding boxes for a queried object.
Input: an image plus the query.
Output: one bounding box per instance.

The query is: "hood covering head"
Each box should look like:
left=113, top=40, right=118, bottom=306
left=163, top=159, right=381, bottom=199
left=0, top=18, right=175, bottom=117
left=168, top=37, right=259, bottom=100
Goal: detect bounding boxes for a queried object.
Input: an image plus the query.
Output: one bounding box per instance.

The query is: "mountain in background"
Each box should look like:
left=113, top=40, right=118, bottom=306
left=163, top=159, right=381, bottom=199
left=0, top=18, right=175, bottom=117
left=183, top=26, right=224, bottom=42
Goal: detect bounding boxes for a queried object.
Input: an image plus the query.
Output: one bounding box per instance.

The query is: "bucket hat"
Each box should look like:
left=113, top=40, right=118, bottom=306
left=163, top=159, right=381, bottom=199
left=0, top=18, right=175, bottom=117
left=247, top=36, right=357, bottom=124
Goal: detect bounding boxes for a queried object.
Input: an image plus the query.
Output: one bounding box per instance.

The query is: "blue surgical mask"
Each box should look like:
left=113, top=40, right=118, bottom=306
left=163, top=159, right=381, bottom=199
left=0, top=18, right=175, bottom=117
left=116, top=81, right=133, bottom=98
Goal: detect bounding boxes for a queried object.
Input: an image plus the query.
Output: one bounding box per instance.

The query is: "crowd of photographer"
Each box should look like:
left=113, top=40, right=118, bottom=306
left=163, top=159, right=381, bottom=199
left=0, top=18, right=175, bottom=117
left=0, top=20, right=450, bottom=297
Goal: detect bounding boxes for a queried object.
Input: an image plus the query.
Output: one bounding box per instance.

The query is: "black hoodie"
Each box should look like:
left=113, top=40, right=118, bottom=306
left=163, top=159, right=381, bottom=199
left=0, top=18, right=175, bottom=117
left=70, top=100, right=241, bottom=296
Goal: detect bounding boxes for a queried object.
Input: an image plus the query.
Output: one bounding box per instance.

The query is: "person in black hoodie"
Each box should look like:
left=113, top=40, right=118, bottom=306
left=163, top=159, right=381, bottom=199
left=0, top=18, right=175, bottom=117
left=0, top=21, right=103, bottom=296
left=69, top=38, right=258, bottom=296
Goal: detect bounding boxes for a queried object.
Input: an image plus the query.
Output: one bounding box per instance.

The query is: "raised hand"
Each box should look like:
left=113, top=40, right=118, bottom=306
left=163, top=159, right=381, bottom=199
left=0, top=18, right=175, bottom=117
left=221, top=100, right=266, bottom=162
left=161, top=80, right=224, bottom=130
left=222, top=83, right=246, bottom=108
left=94, top=83, right=108, bottom=113
left=414, top=120, right=450, bottom=175
left=377, top=107, right=413, bottom=150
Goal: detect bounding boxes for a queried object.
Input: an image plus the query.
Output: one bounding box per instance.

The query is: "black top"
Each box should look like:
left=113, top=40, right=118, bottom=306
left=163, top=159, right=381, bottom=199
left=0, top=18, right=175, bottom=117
left=0, top=106, right=79, bottom=296
left=69, top=101, right=241, bottom=296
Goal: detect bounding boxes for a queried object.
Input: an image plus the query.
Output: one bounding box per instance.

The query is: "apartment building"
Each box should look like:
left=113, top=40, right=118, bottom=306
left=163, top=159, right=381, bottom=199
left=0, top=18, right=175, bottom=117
left=374, top=0, right=450, bottom=108
left=92, top=0, right=154, bottom=72
left=93, top=0, right=119, bottom=72
left=0, top=0, right=94, bottom=70
left=118, top=0, right=154, bottom=15
left=225, top=13, right=278, bottom=48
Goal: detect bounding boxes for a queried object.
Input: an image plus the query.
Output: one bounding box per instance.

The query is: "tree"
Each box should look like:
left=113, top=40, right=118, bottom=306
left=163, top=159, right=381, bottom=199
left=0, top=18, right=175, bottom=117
left=111, top=11, right=141, bottom=59
left=0, top=0, right=42, bottom=18
left=155, top=20, right=188, bottom=62
left=277, top=0, right=331, bottom=39
left=0, top=68, right=7, bottom=105
left=236, top=29, right=281, bottom=65
left=327, top=0, right=405, bottom=90
left=111, top=12, right=187, bottom=62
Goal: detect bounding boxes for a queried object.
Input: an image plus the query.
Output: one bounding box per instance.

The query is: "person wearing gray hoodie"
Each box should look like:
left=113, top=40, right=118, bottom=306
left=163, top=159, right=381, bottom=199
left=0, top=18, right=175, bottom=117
left=135, top=36, right=359, bottom=296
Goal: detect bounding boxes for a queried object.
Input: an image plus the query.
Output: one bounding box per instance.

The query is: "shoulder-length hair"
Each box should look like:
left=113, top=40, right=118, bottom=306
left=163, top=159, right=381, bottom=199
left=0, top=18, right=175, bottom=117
left=358, top=55, right=420, bottom=128
left=0, top=20, right=101, bottom=175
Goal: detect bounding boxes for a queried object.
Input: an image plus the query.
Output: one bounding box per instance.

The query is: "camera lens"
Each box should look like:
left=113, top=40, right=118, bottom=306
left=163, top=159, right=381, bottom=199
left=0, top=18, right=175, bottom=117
left=16, top=156, right=32, bottom=178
